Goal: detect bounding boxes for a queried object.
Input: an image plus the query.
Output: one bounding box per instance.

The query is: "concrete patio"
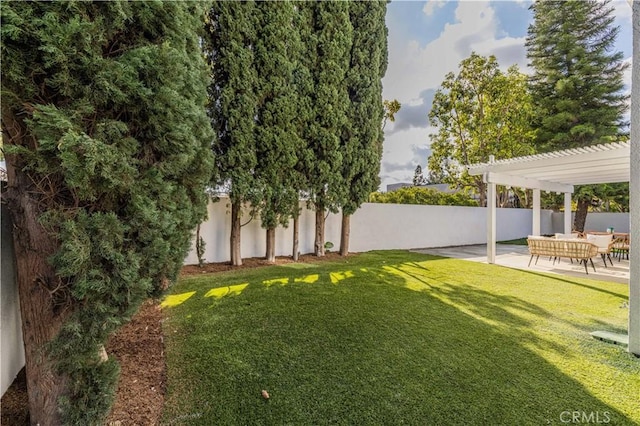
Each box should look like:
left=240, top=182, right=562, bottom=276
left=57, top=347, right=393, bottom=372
left=413, top=244, right=630, bottom=284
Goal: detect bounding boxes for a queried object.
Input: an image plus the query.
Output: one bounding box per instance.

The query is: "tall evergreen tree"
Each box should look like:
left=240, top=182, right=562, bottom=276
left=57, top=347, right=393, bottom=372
left=526, top=0, right=629, bottom=230
left=205, top=1, right=259, bottom=266
left=413, top=165, right=427, bottom=186
left=253, top=1, right=303, bottom=263
left=289, top=5, right=315, bottom=261
left=1, top=1, right=213, bottom=423
left=526, top=0, right=628, bottom=151
left=339, top=0, right=388, bottom=256
left=298, top=1, right=353, bottom=256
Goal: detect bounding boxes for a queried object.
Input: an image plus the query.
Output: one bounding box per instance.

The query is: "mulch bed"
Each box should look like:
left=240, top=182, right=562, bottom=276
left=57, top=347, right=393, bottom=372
left=1, top=252, right=349, bottom=425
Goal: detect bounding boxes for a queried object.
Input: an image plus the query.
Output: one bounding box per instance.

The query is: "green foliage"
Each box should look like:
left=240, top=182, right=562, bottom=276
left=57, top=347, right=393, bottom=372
left=253, top=1, right=303, bottom=230
left=428, top=53, right=535, bottom=205
left=526, top=0, right=629, bottom=151
left=340, top=0, right=388, bottom=216
left=2, top=1, right=213, bottom=422
left=382, top=99, right=401, bottom=130
left=413, top=165, right=427, bottom=186
left=526, top=0, right=629, bottom=230
left=369, top=186, right=478, bottom=207
left=205, top=0, right=258, bottom=205
left=299, top=1, right=352, bottom=214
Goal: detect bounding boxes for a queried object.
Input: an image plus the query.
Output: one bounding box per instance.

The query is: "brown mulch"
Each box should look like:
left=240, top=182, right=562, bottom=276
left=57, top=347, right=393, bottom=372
left=1, top=252, right=350, bottom=425
left=104, top=299, right=165, bottom=426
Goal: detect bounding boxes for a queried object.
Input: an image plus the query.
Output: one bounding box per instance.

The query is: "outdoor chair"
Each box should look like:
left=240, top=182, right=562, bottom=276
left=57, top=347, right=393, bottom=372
left=586, top=234, right=615, bottom=267
left=611, top=236, right=630, bottom=261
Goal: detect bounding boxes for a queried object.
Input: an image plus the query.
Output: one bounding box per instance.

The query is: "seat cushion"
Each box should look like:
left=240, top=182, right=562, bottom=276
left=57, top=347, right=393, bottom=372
left=586, top=234, right=613, bottom=250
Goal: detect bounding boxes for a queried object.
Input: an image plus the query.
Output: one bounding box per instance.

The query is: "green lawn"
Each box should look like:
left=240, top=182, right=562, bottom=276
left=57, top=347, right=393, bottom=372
left=160, top=251, right=639, bottom=425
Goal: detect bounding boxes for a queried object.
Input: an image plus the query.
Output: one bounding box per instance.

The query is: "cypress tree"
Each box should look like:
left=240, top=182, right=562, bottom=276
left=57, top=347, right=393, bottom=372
left=339, top=0, right=388, bottom=256
left=298, top=1, right=352, bottom=256
left=253, top=1, right=303, bottom=263
left=1, top=1, right=213, bottom=423
left=205, top=1, right=259, bottom=266
left=289, top=4, right=315, bottom=261
left=526, top=0, right=628, bottom=151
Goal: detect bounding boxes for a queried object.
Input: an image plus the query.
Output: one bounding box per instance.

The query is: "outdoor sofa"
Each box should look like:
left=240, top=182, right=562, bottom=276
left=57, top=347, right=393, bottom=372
left=527, top=236, right=598, bottom=274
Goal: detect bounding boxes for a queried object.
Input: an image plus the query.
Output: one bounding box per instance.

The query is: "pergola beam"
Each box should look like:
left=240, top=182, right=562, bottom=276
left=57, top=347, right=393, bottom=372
left=482, top=171, right=573, bottom=194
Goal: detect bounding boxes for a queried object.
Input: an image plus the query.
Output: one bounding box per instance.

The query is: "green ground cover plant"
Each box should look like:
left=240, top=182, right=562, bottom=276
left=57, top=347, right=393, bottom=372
left=161, top=251, right=639, bottom=425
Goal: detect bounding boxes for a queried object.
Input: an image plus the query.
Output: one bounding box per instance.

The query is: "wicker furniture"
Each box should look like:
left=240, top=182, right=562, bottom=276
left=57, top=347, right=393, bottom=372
left=585, top=234, right=615, bottom=267
left=527, top=236, right=598, bottom=274
left=611, top=235, right=630, bottom=261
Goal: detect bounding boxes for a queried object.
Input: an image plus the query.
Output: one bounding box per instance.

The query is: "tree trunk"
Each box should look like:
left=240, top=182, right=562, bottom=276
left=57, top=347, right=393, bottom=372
left=230, top=200, right=242, bottom=266
left=340, top=212, right=350, bottom=256
left=574, top=198, right=590, bottom=232
left=4, top=153, right=69, bottom=425
left=314, top=205, right=325, bottom=257
left=266, top=228, right=276, bottom=263
left=477, top=181, right=487, bottom=207
left=292, top=212, right=300, bottom=261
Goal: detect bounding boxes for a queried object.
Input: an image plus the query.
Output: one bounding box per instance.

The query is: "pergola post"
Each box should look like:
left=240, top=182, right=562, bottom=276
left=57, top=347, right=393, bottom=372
left=628, top=0, right=639, bottom=356
left=487, top=181, right=496, bottom=264
left=532, top=189, right=541, bottom=236
left=564, top=192, right=572, bottom=234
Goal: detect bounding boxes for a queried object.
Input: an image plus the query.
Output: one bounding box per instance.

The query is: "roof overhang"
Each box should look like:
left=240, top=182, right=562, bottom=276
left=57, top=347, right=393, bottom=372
left=467, top=142, right=631, bottom=193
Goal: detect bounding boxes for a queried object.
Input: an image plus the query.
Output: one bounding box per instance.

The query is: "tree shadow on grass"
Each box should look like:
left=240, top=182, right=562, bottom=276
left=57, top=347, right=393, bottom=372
left=364, top=263, right=636, bottom=425
left=518, top=269, right=628, bottom=301
left=163, top=259, right=638, bottom=425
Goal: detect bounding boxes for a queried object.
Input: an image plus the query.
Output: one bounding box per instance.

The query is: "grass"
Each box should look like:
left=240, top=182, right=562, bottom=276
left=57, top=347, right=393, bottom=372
left=161, top=251, right=639, bottom=425
left=497, top=237, right=528, bottom=245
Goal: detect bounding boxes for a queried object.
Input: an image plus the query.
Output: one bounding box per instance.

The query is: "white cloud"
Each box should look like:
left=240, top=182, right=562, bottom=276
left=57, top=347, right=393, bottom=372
left=380, top=126, right=436, bottom=189
left=423, top=0, right=446, bottom=17
left=384, top=1, right=508, bottom=104
left=382, top=1, right=525, bottom=189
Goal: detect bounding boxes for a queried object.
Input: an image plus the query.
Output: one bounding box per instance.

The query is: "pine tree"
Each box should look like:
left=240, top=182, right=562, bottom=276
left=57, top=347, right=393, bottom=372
left=339, top=0, right=388, bottom=256
left=413, top=165, right=427, bottom=186
left=298, top=1, right=352, bottom=256
left=526, top=0, right=629, bottom=230
left=1, top=2, right=213, bottom=423
left=526, top=0, right=628, bottom=151
left=253, top=1, right=303, bottom=263
left=205, top=1, right=259, bottom=266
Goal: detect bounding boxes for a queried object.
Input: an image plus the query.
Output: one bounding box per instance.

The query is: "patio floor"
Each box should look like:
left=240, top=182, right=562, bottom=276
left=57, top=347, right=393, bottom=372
left=412, top=244, right=630, bottom=284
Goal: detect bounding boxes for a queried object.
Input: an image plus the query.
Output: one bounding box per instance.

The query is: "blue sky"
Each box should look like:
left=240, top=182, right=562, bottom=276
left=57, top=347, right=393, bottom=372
left=380, top=0, right=634, bottom=190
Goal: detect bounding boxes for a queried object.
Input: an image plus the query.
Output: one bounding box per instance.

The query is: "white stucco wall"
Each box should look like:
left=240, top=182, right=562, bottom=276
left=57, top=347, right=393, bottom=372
left=551, top=212, right=630, bottom=234
left=1, top=206, right=25, bottom=397
left=185, top=200, right=556, bottom=265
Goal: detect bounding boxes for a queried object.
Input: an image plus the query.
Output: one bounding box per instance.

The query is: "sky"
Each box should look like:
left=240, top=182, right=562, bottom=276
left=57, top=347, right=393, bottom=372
left=380, top=0, right=634, bottom=191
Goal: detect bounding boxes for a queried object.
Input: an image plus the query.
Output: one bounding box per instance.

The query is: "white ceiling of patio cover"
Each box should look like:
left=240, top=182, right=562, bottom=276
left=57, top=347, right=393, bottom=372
left=467, top=141, right=630, bottom=186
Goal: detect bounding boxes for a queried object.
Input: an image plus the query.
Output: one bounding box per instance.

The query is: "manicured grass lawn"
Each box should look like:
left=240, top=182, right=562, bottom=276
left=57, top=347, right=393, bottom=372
left=161, top=251, right=639, bottom=425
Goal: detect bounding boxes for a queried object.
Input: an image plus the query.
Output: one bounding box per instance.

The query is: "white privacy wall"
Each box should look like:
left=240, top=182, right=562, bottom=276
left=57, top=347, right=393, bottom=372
left=184, top=200, right=556, bottom=265
left=1, top=206, right=25, bottom=397
left=550, top=212, right=630, bottom=234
